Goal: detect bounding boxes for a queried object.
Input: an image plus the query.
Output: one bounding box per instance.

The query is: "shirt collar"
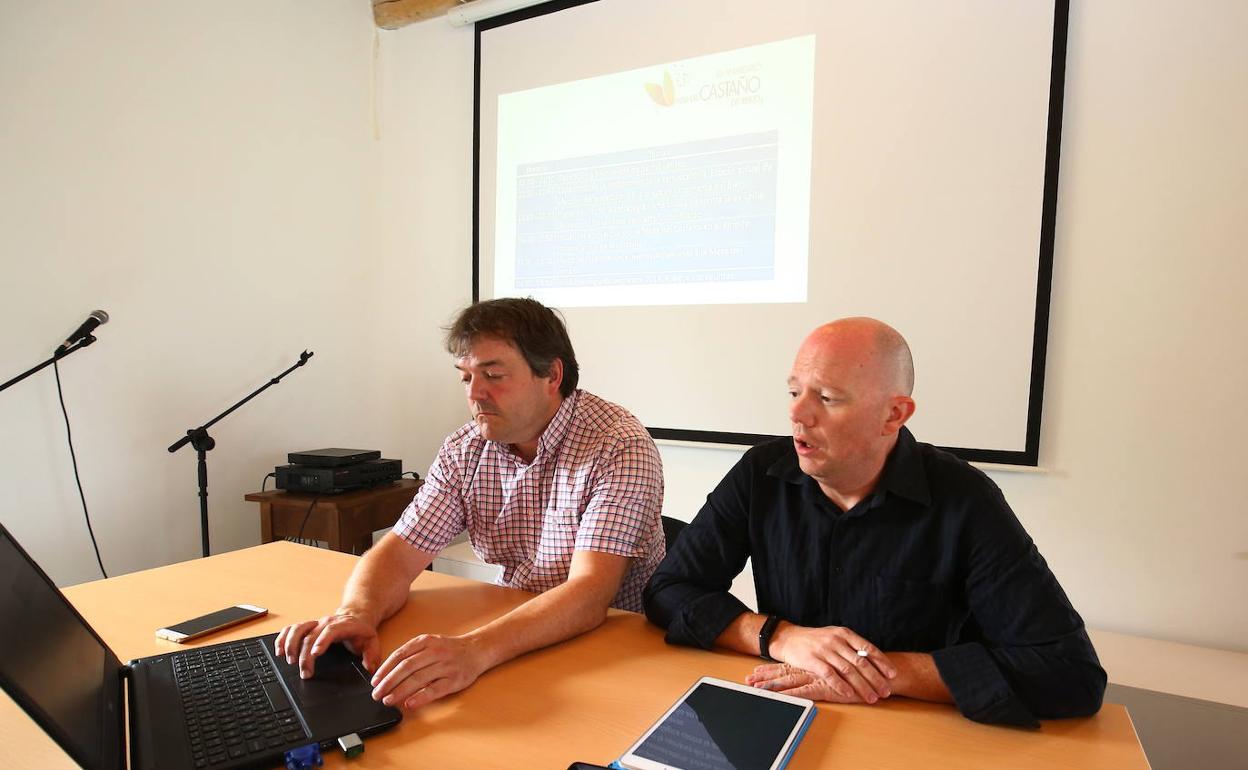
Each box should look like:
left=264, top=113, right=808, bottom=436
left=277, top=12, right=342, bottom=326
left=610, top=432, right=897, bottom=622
left=871, top=426, right=931, bottom=508
left=532, top=389, right=578, bottom=460
left=766, top=426, right=931, bottom=510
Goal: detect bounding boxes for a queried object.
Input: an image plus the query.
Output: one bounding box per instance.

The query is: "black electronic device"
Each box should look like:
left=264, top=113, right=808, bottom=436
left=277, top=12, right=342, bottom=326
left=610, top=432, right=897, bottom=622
left=0, top=522, right=401, bottom=770
left=286, top=448, right=381, bottom=468
left=275, top=458, right=402, bottom=494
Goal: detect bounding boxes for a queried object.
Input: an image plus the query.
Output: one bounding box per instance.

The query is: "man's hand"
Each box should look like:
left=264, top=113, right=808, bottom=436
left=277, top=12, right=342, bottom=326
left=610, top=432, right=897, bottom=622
left=747, top=662, right=872, bottom=704
left=769, top=623, right=896, bottom=704
left=273, top=611, right=382, bottom=679
left=368, top=633, right=488, bottom=710
left=272, top=535, right=435, bottom=680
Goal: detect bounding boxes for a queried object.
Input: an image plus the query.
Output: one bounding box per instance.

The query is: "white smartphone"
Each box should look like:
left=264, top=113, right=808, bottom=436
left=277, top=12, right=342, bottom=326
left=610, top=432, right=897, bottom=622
left=617, top=677, right=816, bottom=770
left=155, top=604, right=269, bottom=643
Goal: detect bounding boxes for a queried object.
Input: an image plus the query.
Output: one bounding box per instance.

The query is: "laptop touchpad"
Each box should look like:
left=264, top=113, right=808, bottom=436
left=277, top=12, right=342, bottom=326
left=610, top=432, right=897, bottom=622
left=278, top=644, right=370, bottom=708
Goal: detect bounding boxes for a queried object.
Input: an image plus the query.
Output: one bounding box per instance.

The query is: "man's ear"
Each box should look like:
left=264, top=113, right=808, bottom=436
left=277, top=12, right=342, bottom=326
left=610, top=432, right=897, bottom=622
left=546, top=357, right=564, bottom=393
left=883, top=396, right=916, bottom=435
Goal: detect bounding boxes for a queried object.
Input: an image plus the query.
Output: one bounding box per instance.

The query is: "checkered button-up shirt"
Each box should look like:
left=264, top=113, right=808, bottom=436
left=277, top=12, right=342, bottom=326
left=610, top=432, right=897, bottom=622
left=393, top=390, right=665, bottom=612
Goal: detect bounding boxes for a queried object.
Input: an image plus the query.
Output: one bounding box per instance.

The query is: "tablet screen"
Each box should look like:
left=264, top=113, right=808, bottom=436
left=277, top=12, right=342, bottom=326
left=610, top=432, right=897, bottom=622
left=630, top=681, right=807, bottom=770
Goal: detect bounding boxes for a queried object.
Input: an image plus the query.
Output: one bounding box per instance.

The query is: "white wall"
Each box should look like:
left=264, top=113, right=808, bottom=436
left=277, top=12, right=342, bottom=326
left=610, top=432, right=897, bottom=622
left=375, top=0, right=1248, bottom=652
left=1003, top=0, right=1248, bottom=650
left=371, top=18, right=478, bottom=468
left=0, top=1, right=384, bottom=583
left=2, top=0, right=1244, bottom=654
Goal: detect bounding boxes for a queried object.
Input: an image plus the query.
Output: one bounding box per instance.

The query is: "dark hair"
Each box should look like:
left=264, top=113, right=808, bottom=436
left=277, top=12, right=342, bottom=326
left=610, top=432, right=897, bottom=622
left=444, top=298, right=580, bottom=398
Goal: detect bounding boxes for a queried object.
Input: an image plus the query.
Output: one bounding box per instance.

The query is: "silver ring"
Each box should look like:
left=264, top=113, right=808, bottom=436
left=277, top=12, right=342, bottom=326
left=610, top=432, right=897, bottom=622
left=856, top=648, right=869, bottom=658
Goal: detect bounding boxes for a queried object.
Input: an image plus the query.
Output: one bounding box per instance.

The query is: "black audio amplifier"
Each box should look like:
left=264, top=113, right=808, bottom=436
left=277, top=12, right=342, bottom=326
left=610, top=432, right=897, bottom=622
left=275, top=458, right=402, bottom=494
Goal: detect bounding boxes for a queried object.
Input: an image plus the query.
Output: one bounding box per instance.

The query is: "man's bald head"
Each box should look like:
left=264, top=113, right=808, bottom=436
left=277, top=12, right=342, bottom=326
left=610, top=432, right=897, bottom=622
left=788, top=317, right=917, bottom=506
left=801, top=317, right=914, bottom=398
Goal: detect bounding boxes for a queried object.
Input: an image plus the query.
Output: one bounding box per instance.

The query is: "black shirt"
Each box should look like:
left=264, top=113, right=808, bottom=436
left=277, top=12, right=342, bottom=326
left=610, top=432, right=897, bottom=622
left=643, top=428, right=1106, bottom=727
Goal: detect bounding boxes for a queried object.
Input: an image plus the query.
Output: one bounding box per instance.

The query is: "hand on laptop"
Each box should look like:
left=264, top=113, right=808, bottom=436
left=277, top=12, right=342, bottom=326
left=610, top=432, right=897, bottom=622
left=368, top=633, right=487, bottom=710
left=274, top=611, right=383, bottom=679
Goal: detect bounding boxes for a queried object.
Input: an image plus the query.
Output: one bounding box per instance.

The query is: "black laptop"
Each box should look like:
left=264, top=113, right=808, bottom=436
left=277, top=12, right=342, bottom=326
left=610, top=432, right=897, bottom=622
left=0, top=524, right=401, bottom=769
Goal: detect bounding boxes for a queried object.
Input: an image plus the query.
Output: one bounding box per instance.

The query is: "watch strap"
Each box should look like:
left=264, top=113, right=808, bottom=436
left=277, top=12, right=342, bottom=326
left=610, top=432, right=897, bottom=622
left=758, top=614, right=781, bottom=661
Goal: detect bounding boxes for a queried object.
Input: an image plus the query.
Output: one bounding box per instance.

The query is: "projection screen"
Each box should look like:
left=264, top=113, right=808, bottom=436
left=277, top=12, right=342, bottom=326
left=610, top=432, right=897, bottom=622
left=475, top=0, right=1067, bottom=465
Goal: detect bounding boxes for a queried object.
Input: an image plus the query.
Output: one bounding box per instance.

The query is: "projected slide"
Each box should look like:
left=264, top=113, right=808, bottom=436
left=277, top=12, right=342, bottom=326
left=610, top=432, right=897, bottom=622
left=495, top=35, right=815, bottom=308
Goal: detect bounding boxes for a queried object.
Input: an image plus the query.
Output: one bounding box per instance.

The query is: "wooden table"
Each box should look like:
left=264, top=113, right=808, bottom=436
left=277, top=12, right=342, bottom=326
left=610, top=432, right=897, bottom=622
left=245, top=479, right=420, bottom=554
left=1, top=543, right=1150, bottom=770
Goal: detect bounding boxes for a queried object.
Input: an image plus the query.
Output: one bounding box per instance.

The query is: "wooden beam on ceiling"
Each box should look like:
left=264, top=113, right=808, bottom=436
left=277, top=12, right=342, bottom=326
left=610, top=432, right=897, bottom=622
left=372, top=0, right=461, bottom=29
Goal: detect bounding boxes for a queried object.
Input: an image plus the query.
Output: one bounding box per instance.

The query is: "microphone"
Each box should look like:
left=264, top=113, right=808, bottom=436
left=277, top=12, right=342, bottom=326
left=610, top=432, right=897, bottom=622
left=57, top=310, right=109, bottom=353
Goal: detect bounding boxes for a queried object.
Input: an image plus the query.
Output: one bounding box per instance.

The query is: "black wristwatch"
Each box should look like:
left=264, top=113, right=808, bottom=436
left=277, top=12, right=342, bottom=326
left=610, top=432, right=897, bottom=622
left=758, top=614, right=781, bottom=661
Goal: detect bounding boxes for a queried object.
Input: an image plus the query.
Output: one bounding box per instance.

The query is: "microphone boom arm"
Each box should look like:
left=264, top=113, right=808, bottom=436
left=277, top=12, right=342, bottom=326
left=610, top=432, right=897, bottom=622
left=167, top=350, right=314, bottom=453
left=167, top=350, right=314, bottom=558
left=0, top=335, right=97, bottom=395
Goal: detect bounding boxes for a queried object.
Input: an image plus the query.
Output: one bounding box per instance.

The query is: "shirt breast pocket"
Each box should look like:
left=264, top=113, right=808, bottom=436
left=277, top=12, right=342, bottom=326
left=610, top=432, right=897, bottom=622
left=535, top=507, right=581, bottom=565
left=870, top=576, right=957, bottom=652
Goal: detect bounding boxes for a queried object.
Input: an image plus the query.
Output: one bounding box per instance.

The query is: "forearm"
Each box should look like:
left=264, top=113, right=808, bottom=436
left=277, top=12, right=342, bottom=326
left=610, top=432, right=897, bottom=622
left=338, top=534, right=435, bottom=628
left=888, top=652, right=953, bottom=703
left=338, top=566, right=410, bottom=629
left=463, top=575, right=614, bottom=671
left=714, top=611, right=768, bottom=656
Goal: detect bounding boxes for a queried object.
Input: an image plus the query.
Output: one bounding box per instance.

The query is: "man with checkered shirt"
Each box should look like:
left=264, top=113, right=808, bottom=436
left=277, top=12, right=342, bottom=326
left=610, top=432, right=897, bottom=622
left=275, top=298, right=665, bottom=710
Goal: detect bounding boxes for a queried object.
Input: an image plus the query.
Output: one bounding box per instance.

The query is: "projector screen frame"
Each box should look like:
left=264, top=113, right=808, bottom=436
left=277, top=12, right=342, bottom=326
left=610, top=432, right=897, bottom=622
left=472, top=0, right=1070, bottom=467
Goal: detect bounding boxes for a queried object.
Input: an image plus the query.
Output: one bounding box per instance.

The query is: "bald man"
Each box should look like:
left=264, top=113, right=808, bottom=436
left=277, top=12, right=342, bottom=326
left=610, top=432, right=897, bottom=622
left=643, top=318, right=1105, bottom=727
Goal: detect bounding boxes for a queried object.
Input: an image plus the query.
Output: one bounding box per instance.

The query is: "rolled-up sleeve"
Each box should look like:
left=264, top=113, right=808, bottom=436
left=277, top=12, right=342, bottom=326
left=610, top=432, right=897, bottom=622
left=932, top=487, right=1107, bottom=727
left=643, top=453, right=754, bottom=649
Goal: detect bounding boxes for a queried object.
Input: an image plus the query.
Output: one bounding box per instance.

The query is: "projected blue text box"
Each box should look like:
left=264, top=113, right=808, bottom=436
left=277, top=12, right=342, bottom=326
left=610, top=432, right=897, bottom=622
left=514, top=131, right=779, bottom=288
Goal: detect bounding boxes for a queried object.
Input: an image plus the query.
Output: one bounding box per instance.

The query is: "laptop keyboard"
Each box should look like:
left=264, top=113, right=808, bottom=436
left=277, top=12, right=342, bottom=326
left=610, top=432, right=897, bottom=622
left=173, top=639, right=310, bottom=768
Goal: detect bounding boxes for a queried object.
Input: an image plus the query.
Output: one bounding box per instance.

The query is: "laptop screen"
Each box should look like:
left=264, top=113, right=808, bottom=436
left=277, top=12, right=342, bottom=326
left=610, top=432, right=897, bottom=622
left=0, top=525, right=123, bottom=770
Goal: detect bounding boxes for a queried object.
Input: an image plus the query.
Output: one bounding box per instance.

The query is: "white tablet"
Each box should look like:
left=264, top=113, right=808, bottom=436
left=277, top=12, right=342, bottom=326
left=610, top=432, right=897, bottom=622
left=616, top=677, right=817, bottom=770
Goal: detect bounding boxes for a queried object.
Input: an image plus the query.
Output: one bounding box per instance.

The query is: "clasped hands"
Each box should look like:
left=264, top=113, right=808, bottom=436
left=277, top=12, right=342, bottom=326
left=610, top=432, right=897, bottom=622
left=273, top=611, right=486, bottom=711
left=747, top=624, right=898, bottom=705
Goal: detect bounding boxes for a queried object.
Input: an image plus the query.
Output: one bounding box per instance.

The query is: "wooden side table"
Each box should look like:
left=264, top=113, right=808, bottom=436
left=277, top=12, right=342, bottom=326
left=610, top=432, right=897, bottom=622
left=245, top=478, right=421, bottom=555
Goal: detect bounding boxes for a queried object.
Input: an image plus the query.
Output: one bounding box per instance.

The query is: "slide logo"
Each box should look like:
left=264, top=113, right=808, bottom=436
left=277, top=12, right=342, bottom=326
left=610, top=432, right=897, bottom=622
left=644, top=70, right=676, bottom=107
left=645, top=65, right=765, bottom=108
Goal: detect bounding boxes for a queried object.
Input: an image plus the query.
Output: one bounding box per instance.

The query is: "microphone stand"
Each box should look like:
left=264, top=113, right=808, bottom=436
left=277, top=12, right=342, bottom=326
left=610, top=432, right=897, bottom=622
left=168, top=351, right=314, bottom=558
left=0, top=336, right=98, bottom=394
